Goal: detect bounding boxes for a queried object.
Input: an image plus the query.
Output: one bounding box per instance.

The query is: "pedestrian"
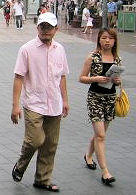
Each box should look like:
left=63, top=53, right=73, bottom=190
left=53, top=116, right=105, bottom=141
left=40, top=3, right=49, bottom=14
left=13, top=0, right=24, bottom=30
left=11, top=12, right=69, bottom=192
left=81, top=4, right=90, bottom=32
left=79, top=28, right=121, bottom=185
left=37, top=4, right=43, bottom=16
left=107, top=0, right=117, bottom=28
left=67, top=0, right=76, bottom=25
left=83, top=13, right=93, bottom=34
left=10, top=0, right=15, bottom=24
left=3, top=1, right=11, bottom=26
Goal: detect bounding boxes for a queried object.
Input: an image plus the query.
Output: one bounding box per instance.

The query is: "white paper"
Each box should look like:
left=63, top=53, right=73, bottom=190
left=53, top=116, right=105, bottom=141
left=98, top=65, right=125, bottom=89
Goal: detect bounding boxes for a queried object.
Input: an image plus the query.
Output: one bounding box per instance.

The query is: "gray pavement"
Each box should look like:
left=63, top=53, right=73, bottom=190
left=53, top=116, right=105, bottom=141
left=0, top=11, right=136, bottom=195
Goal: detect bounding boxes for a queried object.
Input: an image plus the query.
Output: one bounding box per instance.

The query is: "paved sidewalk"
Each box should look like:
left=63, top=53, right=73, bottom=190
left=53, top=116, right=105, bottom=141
left=0, top=12, right=136, bottom=195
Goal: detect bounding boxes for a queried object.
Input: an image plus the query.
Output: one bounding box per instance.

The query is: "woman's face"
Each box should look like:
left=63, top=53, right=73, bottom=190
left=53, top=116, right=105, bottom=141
left=99, top=31, right=115, bottom=50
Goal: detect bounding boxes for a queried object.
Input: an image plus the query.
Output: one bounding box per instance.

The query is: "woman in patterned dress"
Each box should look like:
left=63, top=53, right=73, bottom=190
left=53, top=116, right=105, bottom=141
left=79, top=28, right=121, bottom=185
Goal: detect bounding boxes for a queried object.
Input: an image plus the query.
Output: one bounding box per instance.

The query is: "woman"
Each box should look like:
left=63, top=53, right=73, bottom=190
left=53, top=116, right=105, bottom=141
left=79, top=28, right=121, bottom=185
left=83, top=13, right=93, bottom=34
left=3, top=1, right=11, bottom=26
left=81, top=5, right=90, bottom=32
left=67, top=0, right=76, bottom=25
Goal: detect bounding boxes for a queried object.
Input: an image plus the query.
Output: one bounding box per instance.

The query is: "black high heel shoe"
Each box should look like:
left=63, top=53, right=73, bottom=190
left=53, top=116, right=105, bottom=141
left=101, top=176, right=116, bottom=185
left=84, top=154, right=97, bottom=170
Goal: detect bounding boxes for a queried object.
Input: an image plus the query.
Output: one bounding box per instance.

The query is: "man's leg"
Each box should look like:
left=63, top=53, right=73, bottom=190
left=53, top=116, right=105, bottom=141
left=34, top=116, right=61, bottom=185
left=16, top=16, right=19, bottom=28
left=19, top=15, right=23, bottom=28
left=12, top=109, right=45, bottom=182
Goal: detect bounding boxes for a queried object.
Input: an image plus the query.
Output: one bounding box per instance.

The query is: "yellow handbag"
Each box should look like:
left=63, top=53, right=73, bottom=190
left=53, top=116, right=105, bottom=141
left=115, top=85, right=130, bottom=117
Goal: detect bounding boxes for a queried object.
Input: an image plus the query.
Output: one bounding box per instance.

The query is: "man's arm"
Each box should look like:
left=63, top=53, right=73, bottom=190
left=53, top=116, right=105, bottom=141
left=11, top=74, right=24, bottom=124
left=60, top=75, right=69, bottom=117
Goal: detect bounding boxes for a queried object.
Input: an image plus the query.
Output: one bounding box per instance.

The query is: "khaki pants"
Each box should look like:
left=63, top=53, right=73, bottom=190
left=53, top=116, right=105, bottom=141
left=17, top=108, right=61, bottom=185
left=108, top=12, right=117, bottom=27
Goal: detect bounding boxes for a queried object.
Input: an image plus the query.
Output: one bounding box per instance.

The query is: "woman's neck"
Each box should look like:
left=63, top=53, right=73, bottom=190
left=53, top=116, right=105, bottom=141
left=100, top=50, right=114, bottom=62
left=101, top=49, right=112, bottom=56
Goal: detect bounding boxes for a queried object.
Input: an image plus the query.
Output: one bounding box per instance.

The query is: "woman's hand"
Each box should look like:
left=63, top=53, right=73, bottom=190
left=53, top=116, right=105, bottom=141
left=112, top=77, right=121, bottom=85
left=94, top=76, right=110, bottom=83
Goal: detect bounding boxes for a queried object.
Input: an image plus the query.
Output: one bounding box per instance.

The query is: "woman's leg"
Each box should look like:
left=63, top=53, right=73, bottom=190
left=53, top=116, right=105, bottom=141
left=108, top=13, right=112, bottom=27
left=92, top=121, right=113, bottom=179
left=86, top=121, right=109, bottom=164
left=89, top=26, right=93, bottom=33
left=83, top=26, right=87, bottom=33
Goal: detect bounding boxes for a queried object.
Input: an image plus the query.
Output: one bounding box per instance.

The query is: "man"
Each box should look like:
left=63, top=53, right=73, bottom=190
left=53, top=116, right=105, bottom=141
left=107, top=0, right=117, bottom=28
left=67, top=0, right=76, bottom=24
left=13, top=0, right=24, bottom=29
left=11, top=12, right=69, bottom=192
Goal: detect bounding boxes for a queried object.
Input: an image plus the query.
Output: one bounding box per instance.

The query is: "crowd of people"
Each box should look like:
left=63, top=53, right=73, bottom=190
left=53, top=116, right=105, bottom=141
left=1, top=0, right=136, bottom=31
left=2, top=0, right=24, bottom=29
left=36, top=0, right=124, bottom=33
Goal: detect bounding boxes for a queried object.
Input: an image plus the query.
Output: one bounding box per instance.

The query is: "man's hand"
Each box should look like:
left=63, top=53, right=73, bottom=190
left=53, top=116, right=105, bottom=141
left=62, top=101, right=69, bottom=118
left=11, top=106, right=22, bottom=124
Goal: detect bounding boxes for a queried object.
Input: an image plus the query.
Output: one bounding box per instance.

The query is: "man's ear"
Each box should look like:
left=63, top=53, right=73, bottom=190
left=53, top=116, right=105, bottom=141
left=55, top=26, right=59, bottom=31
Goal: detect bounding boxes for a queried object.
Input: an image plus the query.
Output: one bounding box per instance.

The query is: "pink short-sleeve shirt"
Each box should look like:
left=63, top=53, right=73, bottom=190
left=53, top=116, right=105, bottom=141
left=14, top=36, right=69, bottom=116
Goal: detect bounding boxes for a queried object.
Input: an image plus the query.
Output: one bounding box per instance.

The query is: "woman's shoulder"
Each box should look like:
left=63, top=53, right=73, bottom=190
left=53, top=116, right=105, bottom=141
left=85, top=51, right=101, bottom=65
left=89, top=50, right=101, bottom=60
left=115, top=56, right=122, bottom=66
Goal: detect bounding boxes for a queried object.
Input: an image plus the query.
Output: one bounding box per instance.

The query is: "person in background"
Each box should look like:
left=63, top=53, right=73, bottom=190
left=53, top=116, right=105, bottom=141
left=3, top=1, right=11, bottom=26
left=10, top=0, right=15, bottom=23
left=13, top=0, right=24, bottom=30
left=37, top=4, right=43, bottom=16
left=40, top=3, right=49, bottom=14
left=107, top=0, right=117, bottom=28
left=11, top=12, right=69, bottom=192
left=81, top=4, right=90, bottom=32
left=80, top=0, right=88, bottom=14
left=67, top=0, right=76, bottom=24
left=83, top=13, right=93, bottom=34
left=79, top=28, right=121, bottom=185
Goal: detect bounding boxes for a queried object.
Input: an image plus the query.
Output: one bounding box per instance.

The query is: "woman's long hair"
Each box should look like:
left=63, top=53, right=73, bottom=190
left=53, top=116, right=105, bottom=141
left=96, top=28, right=118, bottom=59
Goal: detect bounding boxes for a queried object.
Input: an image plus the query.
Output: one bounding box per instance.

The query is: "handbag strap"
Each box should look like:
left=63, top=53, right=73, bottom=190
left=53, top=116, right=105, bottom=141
left=118, top=82, right=123, bottom=97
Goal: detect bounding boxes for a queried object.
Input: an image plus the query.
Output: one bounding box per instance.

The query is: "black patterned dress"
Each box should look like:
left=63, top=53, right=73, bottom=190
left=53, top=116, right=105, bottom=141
left=87, top=52, right=121, bottom=122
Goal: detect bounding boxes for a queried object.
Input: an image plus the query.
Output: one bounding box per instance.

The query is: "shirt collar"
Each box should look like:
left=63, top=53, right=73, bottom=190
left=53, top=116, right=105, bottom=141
left=35, top=36, right=57, bottom=49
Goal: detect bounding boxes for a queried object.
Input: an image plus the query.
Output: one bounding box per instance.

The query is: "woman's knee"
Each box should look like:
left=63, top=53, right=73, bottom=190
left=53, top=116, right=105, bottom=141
left=94, top=134, right=106, bottom=142
left=90, top=136, right=94, bottom=143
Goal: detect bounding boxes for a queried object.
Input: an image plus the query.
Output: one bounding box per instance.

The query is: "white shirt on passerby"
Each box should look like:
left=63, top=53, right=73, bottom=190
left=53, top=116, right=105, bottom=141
left=13, top=2, right=24, bottom=16
left=82, top=8, right=90, bottom=21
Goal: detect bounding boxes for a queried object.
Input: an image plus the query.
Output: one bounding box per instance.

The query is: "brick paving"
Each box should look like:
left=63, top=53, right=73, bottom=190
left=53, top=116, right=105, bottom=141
left=0, top=10, right=136, bottom=195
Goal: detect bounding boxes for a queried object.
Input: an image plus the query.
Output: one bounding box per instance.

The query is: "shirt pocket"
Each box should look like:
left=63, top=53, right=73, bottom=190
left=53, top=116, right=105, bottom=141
left=52, top=62, right=63, bottom=78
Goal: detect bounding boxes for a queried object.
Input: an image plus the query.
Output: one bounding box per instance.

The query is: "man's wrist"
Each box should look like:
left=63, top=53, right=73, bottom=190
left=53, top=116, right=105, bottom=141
left=12, top=103, right=19, bottom=107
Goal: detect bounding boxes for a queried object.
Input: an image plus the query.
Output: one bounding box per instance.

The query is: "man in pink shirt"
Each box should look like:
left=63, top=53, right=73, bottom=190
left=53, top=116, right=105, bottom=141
left=11, top=12, right=69, bottom=192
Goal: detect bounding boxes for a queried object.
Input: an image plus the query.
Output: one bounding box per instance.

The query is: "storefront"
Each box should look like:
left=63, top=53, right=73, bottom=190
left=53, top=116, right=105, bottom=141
left=26, top=0, right=40, bottom=18
left=118, top=4, right=136, bottom=31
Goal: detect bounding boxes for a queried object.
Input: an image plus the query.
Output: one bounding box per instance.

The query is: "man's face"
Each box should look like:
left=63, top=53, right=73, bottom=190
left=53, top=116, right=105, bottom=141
left=37, top=22, right=58, bottom=43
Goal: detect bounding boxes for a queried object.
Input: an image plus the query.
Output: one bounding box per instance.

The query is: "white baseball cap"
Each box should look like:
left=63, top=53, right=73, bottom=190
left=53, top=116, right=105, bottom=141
left=37, top=12, right=57, bottom=27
